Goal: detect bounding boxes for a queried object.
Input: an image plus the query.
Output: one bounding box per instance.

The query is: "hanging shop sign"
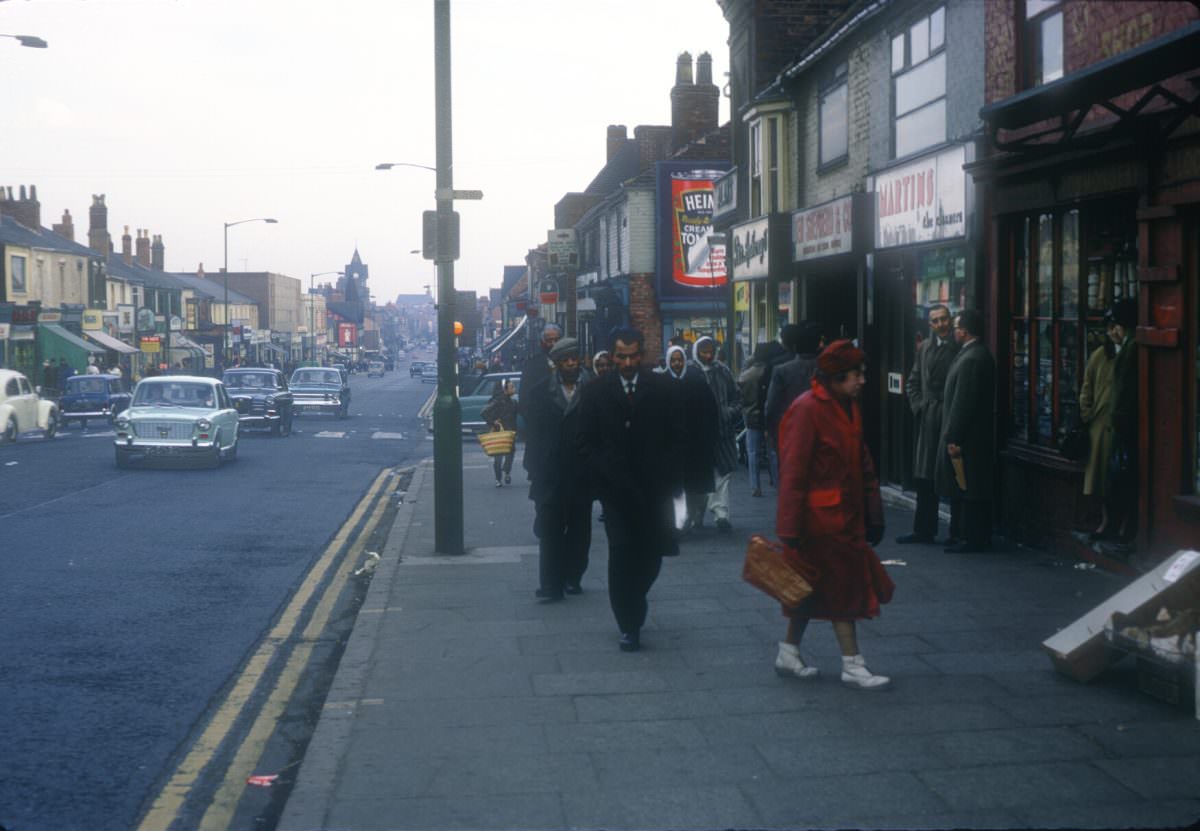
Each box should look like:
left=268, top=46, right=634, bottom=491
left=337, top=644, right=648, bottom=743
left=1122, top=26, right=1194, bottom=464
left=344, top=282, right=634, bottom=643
left=539, top=279, right=559, bottom=305
left=874, top=143, right=968, bottom=249
left=118, top=305, right=135, bottom=334
left=140, top=335, right=161, bottom=353
left=713, top=168, right=738, bottom=222
left=792, top=195, right=856, bottom=262
left=338, top=323, right=357, bottom=348
left=82, top=310, right=103, bottom=330
left=734, top=282, right=750, bottom=312
left=729, top=215, right=771, bottom=280
left=655, top=160, right=731, bottom=301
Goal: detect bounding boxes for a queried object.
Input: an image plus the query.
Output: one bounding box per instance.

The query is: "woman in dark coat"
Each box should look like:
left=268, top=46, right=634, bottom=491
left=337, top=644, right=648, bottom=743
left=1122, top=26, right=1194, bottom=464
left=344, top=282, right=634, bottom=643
left=479, top=379, right=518, bottom=486
left=775, top=340, right=894, bottom=690
left=663, top=345, right=717, bottom=519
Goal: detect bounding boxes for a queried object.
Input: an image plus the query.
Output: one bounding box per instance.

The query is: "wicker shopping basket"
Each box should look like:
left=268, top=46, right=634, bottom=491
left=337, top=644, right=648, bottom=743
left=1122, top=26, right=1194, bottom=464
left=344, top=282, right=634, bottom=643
left=477, top=429, right=516, bottom=457
left=742, top=534, right=816, bottom=607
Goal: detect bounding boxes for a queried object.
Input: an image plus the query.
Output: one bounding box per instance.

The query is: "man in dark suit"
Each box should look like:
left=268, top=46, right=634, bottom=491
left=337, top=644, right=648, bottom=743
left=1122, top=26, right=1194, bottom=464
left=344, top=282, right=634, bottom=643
left=519, top=322, right=561, bottom=473
left=764, top=321, right=822, bottom=442
left=898, top=304, right=961, bottom=545
left=524, top=337, right=593, bottom=602
left=578, top=327, right=682, bottom=651
left=935, top=309, right=996, bottom=553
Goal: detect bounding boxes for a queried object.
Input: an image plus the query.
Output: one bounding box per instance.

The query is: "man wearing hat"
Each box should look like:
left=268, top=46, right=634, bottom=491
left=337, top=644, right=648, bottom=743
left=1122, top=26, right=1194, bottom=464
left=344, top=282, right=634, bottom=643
left=519, top=322, right=562, bottom=475
left=935, top=309, right=996, bottom=553
left=523, top=336, right=593, bottom=602
left=1105, top=299, right=1139, bottom=542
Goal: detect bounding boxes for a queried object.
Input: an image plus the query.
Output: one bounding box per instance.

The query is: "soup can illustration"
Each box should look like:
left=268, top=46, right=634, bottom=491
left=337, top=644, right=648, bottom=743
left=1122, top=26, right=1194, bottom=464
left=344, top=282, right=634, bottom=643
left=671, top=171, right=727, bottom=288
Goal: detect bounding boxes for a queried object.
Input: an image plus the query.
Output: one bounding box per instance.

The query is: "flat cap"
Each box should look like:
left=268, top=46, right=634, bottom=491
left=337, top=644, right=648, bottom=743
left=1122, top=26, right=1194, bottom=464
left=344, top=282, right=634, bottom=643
left=548, top=337, right=580, bottom=360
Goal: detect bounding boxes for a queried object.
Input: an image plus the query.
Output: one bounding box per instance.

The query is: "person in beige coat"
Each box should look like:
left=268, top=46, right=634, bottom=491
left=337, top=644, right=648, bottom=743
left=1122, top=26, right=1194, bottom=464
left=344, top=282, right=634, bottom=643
left=1078, top=328, right=1116, bottom=539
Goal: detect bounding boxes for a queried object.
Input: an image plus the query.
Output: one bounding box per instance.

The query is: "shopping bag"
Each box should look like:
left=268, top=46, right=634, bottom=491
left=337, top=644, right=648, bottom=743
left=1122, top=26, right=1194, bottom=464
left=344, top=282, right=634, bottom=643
left=477, top=429, right=516, bottom=457
left=673, top=493, right=688, bottom=530
left=742, top=534, right=816, bottom=607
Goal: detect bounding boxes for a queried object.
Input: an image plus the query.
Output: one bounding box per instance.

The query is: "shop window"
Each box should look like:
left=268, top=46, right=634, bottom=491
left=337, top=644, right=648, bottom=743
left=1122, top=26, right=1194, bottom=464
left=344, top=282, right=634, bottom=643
left=11, top=255, right=27, bottom=294
left=1023, top=0, right=1063, bottom=88
left=892, top=6, right=946, bottom=159
left=1008, top=205, right=1136, bottom=450
left=818, top=62, right=848, bottom=168
left=915, top=247, right=967, bottom=328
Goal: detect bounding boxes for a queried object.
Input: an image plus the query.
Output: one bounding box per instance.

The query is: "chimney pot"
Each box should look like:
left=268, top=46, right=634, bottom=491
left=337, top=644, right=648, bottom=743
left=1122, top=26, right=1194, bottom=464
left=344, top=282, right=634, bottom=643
left=606, top=124, right=628, bottom=162
left=675, top=52, right=693, bottom=85
left=697, top=52, right=714, bottom=85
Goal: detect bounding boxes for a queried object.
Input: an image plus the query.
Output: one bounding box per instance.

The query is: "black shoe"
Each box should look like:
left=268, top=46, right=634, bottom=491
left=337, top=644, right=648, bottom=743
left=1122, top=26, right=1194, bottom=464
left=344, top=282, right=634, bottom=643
left=945, top=542, right=990, bottom=554
left=618, top=631, right=641, bottom=652
left=564, top=583, right=583, bottom=595
left=937, top=536, right=962, bottom=547
left=896, top=533, right=934, bottom=545
left=716, top=518, right=732, bottom=533
left=535, top=588, right=564, bottom=603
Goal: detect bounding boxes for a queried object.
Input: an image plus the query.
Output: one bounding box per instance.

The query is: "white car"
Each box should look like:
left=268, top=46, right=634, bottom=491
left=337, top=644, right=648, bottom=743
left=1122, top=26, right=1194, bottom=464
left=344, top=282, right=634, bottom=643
left=113, top=376, right=239, bottom=468
left=0, top=369, right=59, bottom=442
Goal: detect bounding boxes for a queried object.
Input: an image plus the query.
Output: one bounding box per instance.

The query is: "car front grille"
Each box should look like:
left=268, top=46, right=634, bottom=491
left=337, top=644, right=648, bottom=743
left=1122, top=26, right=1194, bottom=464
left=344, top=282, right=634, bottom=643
left=134, top=421, right=193, bottom=439
left=234, top=398, right=267, bottom=416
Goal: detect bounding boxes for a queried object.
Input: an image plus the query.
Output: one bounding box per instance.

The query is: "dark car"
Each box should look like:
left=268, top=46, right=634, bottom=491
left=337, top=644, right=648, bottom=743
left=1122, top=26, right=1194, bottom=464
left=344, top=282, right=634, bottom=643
left=59, top=373, right=131, bottom=429
left=289, top=366, right=351, bottom=418
left=221, top=368, right=294, bottom=436
left=409, top=360, right=427, bottom=378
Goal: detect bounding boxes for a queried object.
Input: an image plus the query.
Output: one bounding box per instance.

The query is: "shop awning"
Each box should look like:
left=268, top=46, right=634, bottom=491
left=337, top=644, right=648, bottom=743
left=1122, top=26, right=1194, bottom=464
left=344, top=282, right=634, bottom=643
left=169, top=333, right=205, bottom=351
left=42, top=323, right=104, bottom=355
left=483, top=314, right=527, bottom=354
left=84, top=329, right=138, bottom=354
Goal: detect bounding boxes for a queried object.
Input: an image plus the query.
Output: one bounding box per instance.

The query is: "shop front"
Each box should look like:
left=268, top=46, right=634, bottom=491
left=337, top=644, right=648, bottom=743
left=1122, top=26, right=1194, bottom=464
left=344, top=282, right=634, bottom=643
left=728, top=212, right=790, bottom=370
left=975, top=24, right=1200, bottom=562
left=869, top=142, right=979, bottom=486
left=1, top=303, right=40, bottom=380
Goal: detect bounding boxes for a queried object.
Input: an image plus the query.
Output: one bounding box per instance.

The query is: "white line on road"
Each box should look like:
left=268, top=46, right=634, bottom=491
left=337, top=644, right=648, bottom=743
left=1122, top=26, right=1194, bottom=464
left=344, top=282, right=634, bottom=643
left=313, top=431, right=347, bottom=438
left=370, top=432, right=406, bottom=440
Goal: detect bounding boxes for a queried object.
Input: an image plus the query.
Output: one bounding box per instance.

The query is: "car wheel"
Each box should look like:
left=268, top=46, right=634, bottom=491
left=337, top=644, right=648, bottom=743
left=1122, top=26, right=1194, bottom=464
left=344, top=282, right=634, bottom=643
left=3, top=416, right=17, bottom=444
left=270, top=418, right=282, bottom=436
left=207, top=432, right=223, bottom=469
left=115, top=447, right=133, bottom=469
left=226, top=436, right=239, bottom=462
left=44, top=412, right=58, bottom=440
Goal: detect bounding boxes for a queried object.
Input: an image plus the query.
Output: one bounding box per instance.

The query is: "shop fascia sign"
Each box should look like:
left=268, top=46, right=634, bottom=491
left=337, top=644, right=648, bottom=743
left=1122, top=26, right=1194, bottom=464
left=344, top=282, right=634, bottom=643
left=792, top=195, right=855, bottom=262
left=82, top=309, right=104, bottom=330
left=729, top=215, right=772, bottom=281
left=712, top=168, right=737, bottom=222
left=874, top=144, right=967, bottom=249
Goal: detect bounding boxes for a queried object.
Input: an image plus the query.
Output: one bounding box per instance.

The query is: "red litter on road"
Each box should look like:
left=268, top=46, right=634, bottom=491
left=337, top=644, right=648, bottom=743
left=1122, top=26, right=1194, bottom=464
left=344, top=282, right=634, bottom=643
left=246, top=774, right=279, bottom=787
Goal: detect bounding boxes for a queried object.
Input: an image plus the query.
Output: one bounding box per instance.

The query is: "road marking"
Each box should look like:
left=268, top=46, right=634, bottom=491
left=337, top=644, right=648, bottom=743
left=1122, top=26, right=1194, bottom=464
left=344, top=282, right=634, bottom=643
left=137, top=469, right=393, bottom=831
left=370, top=431, right=406, bottom=440
left=313, top=431, right=346, bottom=438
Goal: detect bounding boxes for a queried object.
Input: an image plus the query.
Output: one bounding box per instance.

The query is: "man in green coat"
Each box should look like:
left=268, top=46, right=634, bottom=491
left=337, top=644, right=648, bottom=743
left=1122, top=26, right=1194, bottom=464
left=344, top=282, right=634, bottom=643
left=935, top=309, right=996, bottom=553
left=1105, top=299, right=1139, bottom=543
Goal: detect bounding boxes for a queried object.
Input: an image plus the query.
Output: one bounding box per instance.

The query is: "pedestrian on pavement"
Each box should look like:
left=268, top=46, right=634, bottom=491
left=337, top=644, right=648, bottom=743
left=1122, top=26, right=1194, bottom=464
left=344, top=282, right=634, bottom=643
left=519, top=323, right=562, bottom=474
left=898, top=304, right=961, bottom=546
left=1078, top=322, right=1116, bottom=539
left=1105, top=299, right=1139, bottom=543
left=935, top=309, right=996, bottom=553
left=42, top=359, right=57, bottom=394
left=662, top=344, right=716, bottom=532
left=479, top=379, right=518, bottom=487
left=591, top=350, right=611, bottom=379
left=578, top=327, right=682, bottom=651
left=764, top=322, right=821, bottom=489
left=689, top=336, right=739, bottom=533
left=775, top=339, right=894, bottom=689
left=738, top=343, right=773, bottom=497
left=525, top=337, right=594, bottom=602
left=58, top=358, right=74, bottom=384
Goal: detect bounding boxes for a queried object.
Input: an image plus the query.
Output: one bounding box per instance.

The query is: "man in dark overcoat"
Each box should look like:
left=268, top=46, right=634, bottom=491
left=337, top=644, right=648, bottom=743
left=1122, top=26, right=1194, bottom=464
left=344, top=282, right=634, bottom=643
left=935, top=309, right=996, bottom=553
left=764, top=321, right=822, bottom=445
left=519, top=322, right=561, bottom=473
left=524, top=337, right=593, bottom=601
left=1105, top=299, right=1139, bottom=543
left=898, top=304, right=961, bottom=545
left=578, top=327, right=682, bottom=652
left=689, top=336, right=739, bottom=532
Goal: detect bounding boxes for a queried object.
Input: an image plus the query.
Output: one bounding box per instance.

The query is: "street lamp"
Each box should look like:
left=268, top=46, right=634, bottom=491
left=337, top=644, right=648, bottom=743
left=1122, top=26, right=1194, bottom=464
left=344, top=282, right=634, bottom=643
left=375, top=162, right=438, bottom=172
left=309, top=270, right=343, bottom=363
left=0, top=34, right=48, bottom=48
left=222, top=217, right=277, bottom=366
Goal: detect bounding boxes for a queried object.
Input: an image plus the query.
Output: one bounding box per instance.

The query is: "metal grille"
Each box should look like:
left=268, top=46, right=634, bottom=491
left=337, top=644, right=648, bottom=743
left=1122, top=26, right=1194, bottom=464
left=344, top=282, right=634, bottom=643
left=134, top=421, right=192, bottom=439
left=234, top=398, right=266, bottom=416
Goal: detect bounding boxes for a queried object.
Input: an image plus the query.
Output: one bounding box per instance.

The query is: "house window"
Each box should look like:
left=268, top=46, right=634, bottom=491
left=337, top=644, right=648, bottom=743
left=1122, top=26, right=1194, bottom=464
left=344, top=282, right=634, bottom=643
left=749, top=120, right=762, bottom=216
left=819, top=62, right=849, bottom=167
left=11, top=255, right=27, bottom=293
left=1008, top=204, right=1137, bottom=450
left=748, top=114, right=788, bottom=215
left=1024, top=0, right=1063, bottom=87
left=892, top=6, right=946, bottom=159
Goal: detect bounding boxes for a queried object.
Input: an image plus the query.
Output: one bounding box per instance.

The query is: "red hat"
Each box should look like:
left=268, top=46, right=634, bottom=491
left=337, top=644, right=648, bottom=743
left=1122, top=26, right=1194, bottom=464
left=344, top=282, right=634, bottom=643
left=817, top=339, right=866, bottom=375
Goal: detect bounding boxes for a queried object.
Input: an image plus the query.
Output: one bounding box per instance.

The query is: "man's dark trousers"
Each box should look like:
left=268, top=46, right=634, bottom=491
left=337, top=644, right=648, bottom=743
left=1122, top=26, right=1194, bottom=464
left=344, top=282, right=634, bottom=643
left=601, top=502, right=666, bottom=635
left=913, top=478, right=962, bottom=540
left=962, top=498, right=992, bottom=548
left=534, top=497, right=591, bottom=593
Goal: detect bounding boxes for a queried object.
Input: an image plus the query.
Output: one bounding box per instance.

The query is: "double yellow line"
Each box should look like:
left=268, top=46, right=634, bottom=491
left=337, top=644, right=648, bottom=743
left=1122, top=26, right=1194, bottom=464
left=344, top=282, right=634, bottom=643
left=138, top=469, right=397, bottom=831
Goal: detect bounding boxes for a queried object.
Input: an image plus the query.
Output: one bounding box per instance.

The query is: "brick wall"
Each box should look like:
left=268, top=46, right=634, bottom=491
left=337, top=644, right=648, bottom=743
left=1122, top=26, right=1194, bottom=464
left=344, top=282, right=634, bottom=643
left=627, top=272, right=664, bottom=365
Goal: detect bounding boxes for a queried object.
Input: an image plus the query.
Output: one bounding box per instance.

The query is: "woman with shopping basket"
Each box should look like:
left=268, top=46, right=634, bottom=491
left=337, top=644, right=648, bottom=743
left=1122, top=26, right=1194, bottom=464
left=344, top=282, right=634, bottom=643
left=479, top=379, right=518, bottom=487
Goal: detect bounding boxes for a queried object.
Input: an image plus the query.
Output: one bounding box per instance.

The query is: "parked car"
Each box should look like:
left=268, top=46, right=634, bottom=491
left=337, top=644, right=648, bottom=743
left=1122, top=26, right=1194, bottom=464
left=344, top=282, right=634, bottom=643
left=458, top=372, right=522, bottom=434
left=113, top=376, right=238, bottom=468
left=367, top=361, right=385, bottom=378
left=58, top=373, right=131, bottom=429
left=222, top=368, right=294, bottom=436
left=289, top=366, right=351, bottom=418
left=420, top=363, right=439, bottom=384
left=0, top=369, right=60, bottom=443
left=409, top=360, right=427, bottom=378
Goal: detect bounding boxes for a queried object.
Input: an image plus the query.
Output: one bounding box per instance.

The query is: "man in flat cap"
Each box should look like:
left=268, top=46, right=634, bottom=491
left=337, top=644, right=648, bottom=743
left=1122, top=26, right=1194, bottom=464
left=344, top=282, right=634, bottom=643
left=523, top=336, right=593, bottom=601
left=519, top=322, right=562, bottom=476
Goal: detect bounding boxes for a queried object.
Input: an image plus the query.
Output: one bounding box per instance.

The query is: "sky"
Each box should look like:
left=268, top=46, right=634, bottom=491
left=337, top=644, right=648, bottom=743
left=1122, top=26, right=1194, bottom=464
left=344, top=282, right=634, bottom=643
left=1, top=0, right=730, bottom=303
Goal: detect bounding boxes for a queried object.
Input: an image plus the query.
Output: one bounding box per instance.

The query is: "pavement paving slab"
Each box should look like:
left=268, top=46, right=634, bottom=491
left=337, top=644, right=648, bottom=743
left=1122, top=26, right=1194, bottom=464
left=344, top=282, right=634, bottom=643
left=278, top=450, right=1200, bottom=831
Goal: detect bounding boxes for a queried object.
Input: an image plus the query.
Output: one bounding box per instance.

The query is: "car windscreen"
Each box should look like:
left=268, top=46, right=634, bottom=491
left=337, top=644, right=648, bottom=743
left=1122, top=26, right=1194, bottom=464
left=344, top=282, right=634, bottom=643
left=223, top=372, right=273, bottom=388
left=133, top=382, right=216, bottom=408
left=67, top=377, right=108, bottom=394
left=292, top=370, right=340, bottom=386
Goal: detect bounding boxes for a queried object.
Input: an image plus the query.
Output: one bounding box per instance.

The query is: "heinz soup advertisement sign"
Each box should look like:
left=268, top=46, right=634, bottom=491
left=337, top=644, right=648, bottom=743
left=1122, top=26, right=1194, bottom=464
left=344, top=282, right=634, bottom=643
left=656, top=161, right=731, bottom=301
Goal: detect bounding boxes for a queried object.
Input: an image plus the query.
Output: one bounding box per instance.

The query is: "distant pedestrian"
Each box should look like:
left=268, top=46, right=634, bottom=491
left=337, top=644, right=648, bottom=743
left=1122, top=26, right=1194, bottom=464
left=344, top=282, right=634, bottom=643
left=1078, top=324, right=1116, bottom=539
left=1105, top=299, right=1139, bottom=543
left=897, top=305, right=961, bottom=545
left=42, top=359, right=57, bottom=393
left=591, top=350, right=611, bottom=379
left=58, top=358, right=74, bottom=384
left=479, top=379, right=518, bottom=487
left=662, top=345, right=716, bottom=532
left=689, top=336, right=738, bottom=533
left=935, top=309, right=996, bottom=553
left=764, top=322, right=818, bottom=486
left=775, top=339, right=893, bottom=689
left=518, top=323, right=561, bottom=474
left=737, top=344, right=772, bottom=497
left=578, top=327, right=682, bottom=652
left=524, top=338, right=593, bottom=601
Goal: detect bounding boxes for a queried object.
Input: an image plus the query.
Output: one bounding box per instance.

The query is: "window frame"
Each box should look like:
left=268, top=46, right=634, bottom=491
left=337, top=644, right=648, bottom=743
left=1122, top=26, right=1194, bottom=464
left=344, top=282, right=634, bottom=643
left=1022, top=0, right=1064, bottom=88
left=10, top=255, right=27, bottom=294
left=890, top=5, right=947, bottom=160
left=817, top=61, right=849, bottom=170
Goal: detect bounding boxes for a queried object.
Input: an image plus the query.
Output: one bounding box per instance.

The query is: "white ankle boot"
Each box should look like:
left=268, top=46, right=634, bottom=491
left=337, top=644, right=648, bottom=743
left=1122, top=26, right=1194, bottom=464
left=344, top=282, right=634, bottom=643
left=775, top=642, right=819, bottom=679
left=840, top=654, right=891, bottom=690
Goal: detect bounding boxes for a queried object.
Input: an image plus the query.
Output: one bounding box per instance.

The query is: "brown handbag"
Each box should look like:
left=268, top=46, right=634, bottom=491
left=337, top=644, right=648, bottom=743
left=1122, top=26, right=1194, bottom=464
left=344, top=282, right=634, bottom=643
left=742, top=534, right=816, bottom=607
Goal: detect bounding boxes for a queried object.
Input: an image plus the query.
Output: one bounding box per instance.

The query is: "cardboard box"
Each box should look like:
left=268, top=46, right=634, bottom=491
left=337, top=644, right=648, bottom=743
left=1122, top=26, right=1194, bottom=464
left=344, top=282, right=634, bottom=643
left=1042, top=550, right=1200, bottom=682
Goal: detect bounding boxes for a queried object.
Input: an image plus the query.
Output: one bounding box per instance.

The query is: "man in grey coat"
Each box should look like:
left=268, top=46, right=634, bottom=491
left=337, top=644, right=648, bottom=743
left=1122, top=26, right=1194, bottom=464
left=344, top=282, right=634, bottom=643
left=690, top=336, right=739, bottom=533
left=935, top=309, right=996, bottom=553
left=898, top=305, right=961, bottom=545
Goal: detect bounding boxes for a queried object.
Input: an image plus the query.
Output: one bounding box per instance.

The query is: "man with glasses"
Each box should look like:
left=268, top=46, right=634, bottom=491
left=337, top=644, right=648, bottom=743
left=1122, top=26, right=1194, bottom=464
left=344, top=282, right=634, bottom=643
left=898, top=304, right=961, bottom=545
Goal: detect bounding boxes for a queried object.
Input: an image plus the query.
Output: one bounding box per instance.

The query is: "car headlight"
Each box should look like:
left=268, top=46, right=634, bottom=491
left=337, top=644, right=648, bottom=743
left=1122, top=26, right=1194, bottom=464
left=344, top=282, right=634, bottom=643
left=114, top=416, right=130, bottom=431
left=197, top=418, right=212, bottom=431
left=265, top=395, right=276, bottom=407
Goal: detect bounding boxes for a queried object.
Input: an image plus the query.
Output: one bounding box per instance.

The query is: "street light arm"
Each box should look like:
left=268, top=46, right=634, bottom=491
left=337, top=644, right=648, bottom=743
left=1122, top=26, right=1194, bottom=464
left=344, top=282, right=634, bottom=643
left=0, top=34, right=48, bottom=48
left=225, top=217, right=278, bottom=230
left=375, top=162, right=440, bottom=172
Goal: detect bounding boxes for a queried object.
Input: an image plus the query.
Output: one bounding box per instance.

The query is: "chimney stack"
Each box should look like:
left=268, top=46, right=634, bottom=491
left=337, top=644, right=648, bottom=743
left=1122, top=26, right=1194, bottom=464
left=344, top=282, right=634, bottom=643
left=52, top=209, right=75, bottom=241
left=88, top=194, right=111, bottom=256
left=671, top=50, right=719, bottom=151
left=0, top=184, right=42, bottom=230
left=122, top=226, right=133, bottom=264
left=135, top=229, right=151, bottom=266
left=606, top=125, right=628, bottom=162
left=151, top=234, right=164, bottom=271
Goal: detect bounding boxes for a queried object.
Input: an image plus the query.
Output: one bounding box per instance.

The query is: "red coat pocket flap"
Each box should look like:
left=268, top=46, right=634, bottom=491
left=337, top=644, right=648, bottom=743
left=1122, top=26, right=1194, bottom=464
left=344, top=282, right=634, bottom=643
left=807, top=488, right=841, bottom=508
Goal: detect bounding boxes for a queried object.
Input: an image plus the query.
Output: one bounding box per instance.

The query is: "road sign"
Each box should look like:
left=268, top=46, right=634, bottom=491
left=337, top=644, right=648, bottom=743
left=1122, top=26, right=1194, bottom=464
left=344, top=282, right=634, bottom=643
left=547, top=228, right=578, bottom=270
left=437, top=188, right=483, bottom=201
left=422, top=210, right=460, bottom=261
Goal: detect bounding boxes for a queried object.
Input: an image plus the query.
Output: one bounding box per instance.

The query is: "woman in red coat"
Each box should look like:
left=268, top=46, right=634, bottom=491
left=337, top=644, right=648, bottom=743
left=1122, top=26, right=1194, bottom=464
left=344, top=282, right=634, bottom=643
left=775, top=340, right=895, bottom=690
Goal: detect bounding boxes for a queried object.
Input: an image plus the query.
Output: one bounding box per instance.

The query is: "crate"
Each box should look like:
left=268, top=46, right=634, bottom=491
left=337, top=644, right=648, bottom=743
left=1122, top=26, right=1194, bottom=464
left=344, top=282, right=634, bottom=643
left=1136, top=654, right=1192, bottom=707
